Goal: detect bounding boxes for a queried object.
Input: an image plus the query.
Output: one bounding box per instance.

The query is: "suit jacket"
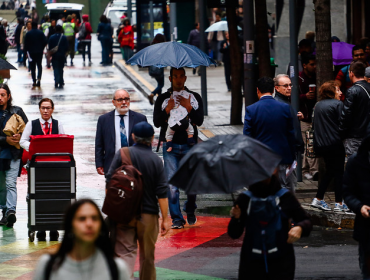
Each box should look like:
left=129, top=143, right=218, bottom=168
left=95, top=109, right=147, bottom=173
left=243, top=95, right=296, bottom=165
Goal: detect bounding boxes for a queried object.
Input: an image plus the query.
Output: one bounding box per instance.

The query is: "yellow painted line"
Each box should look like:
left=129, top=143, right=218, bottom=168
left=119, top=60, right=155, bottom=92
left=200, top=129, right=215, bottom=138
left=0, top=241, right=59, bottom=255
left=0, top=263, right=33, bottom=279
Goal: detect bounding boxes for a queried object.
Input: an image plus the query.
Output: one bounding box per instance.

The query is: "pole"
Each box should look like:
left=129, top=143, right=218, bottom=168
left=199, top=0, right=208, bottom=116
left=289, top=0, right=302, bottom=182
left=127, top=0, right=132, bottom=19
left=243, top=0, right=256, bottom=107
left=170, top=3, right=177, bottom=41
left=149, top=1, right=154, bottom=40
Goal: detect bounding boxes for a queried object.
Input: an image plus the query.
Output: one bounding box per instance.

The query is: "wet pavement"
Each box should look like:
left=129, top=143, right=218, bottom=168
left=0, top=37, right=362, bottom=279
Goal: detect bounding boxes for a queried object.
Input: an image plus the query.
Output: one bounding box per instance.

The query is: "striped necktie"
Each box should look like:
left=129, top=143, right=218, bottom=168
left=120, top=115, right=128, bottom=147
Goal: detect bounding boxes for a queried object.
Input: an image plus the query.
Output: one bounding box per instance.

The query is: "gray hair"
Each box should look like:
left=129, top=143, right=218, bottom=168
left=1, top=19, right=7, bottom=25
left=134, top=136, right=153, bottom=146
left=112, top=89, right=130, bottom=99
left=273, top=74, right=290, bottom=86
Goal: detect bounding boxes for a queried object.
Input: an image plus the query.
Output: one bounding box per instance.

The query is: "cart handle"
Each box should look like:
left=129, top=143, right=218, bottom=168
left=30, top=153, right=75, bottom=164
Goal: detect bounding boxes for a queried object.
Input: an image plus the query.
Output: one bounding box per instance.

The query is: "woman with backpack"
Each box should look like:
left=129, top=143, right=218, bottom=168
left=79, top=14, right=93, bottom=66
left=228, top=174, right=312, bottom=280
left=32, top=199, right=130, bottom=280
left=147, top=34, right=166, bottom=105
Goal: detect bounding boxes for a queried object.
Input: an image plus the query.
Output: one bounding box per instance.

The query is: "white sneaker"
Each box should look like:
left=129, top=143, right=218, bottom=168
left=311, top=198, right=331, bottom=211
left=304, top=173, right=313, bottom=180
left=334, top=202, right=351, bottom=212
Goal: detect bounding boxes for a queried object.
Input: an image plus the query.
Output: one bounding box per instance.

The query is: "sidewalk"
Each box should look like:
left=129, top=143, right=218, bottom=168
left=114, top=59, right=355, bottom=229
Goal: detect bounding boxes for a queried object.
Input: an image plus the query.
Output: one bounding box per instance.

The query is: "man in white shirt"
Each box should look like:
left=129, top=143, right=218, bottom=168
left=20, top=98, right=64, bottom=152
left=95, top=89, right=147, bottom=176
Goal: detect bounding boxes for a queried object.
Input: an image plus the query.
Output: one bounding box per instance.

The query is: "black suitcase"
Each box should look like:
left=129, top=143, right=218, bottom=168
left=27, top=153, right=76, bottom=242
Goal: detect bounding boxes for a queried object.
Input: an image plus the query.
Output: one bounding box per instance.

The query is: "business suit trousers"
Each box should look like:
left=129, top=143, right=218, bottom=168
left=115, top=214, right=159, bottom=280
left=29, top=53, right=43, bottom=82
left=278, top=164, right=297, bottom=193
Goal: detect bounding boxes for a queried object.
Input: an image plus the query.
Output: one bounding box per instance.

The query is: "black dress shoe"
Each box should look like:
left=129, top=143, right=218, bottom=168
left=36, top=80, right=40, bottom=87
left=6, top=211, right=16, bottom=227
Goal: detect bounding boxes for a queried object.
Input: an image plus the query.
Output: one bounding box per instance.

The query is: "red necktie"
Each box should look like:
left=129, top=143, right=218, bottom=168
left=44, top=122, right=50, bottom=135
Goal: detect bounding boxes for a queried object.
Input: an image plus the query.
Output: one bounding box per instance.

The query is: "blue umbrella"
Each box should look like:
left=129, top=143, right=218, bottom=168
left=126, top=41, right=216, bottom=68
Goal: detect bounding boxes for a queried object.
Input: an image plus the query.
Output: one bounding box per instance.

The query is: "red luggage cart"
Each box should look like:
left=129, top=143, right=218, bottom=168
left=27, top=135, right=76, bottom=242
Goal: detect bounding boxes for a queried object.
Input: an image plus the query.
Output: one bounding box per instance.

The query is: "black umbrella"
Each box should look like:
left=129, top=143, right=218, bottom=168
left=0, top=58, right=17, bottom=70
left=169, top=134, right=282, bottom=195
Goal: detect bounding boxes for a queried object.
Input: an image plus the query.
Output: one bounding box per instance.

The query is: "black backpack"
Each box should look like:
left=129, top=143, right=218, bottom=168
left=244, top=188, right=289, bottom=272
left=78, top=22, right=86, bottom=40
left=148, top=65, right=164, bottom=78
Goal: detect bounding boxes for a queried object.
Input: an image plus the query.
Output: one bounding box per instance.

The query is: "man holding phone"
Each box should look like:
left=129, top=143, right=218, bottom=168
left=299, top=53, right=318, bottom=181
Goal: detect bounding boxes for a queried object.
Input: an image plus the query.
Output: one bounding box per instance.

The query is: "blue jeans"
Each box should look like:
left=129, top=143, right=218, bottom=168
left=0, top=159, right=21, bottom=214
left=52, top=58, right=65, bottom=86
left=152, top=76, right=164, bottom=95
left=101, top=39, right=111, bottom=64
left=16, top=43, right=23, bottom=63
left=163, top=142, right=196, bottom=224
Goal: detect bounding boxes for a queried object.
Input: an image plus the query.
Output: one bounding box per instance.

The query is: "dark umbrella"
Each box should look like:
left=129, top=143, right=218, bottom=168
left=169, top=134, right=282, bottom=195
left=126, top=41, right=216, bottom=68
left=0, top=58, right=17, bottom=70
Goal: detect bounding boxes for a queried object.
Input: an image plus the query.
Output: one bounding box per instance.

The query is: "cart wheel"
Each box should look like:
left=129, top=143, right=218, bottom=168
left=28, top=231, right=35, bottom=242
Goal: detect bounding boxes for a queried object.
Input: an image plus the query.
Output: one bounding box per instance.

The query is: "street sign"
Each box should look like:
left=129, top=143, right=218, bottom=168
left=206, top=0, right=238, bottom=8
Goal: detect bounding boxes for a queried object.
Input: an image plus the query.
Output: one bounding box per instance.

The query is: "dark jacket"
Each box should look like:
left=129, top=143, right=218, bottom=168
left=48, top=33, right=68, bottom=60
left=153, top=87, right=204, bottom=145
left=187, top=29, right=200, bottom=48
left=97, top=22, right=113, bottom=41
left=105, top=144, right=168, bottom=215
left=0, top=25, right=7, bottom=55
left=24, top=27, right=47, bottom=54
left=243, top=95, right=296, bottom=165
left=219, top=40, right=230, bottom=64
left=339, top=80, right=370, bottom=139
left=274, top=92, right=304, bottom=154
left=343, top=128, right=370, bottom=243
left=0, top=106, right=28, bottom=160
left=313, top=98, right=344, bottom=154
left=298, top=70, right=317, bottom=123
left=14, top=23, right=23, bottom=44
left=228, top=177, right=312, bottom=280
left=95, top=109, right=147, bottom=173
left=47, top=26, right=56, bottom=40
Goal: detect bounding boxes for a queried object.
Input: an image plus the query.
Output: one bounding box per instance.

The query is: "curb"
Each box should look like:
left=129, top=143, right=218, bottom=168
left=114, top=60, right=153, bottom=99
left=302, top=204, right=355, bottom=229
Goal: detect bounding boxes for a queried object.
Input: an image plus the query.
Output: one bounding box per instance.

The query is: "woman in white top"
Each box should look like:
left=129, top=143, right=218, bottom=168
left=32, top=199, right=130, bottom=280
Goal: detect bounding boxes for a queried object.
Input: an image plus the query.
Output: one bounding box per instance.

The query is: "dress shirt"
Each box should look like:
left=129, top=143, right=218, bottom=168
left=115, top=109, right=129, bottom=152
left=20, top=117, right=65, bottom=152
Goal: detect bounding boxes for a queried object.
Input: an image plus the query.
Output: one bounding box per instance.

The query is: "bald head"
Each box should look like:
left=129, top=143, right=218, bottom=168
left=112, top=89, right=131, bottom=114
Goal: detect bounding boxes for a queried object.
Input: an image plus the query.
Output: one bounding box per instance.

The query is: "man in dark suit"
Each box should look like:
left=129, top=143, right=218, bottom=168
left=95, top=89, right=147, bottom=176
left=244, top=76, right=296, bottom=192
left=24, top=21, right=47, bottom=87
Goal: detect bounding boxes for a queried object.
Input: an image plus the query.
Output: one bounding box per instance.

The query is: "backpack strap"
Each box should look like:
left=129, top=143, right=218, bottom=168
left=120, top=147, right=132, bottom=165
left=275, top=188, right=289, bottom=198
left=354, top=84, right=370, bottom=99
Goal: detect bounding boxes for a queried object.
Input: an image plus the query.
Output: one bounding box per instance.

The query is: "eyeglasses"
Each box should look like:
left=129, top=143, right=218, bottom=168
left=40, top=107, right=53, bottom=110
left=277, top=84, right=293, bottom=88
left=113, top=98, right=130, bottom=103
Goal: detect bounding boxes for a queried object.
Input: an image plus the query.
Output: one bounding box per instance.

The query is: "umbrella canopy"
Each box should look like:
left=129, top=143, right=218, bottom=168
left=126, top=41, right=216, bottom=68
left=0, top=57, right=17, bottom=70
left=205, top=21, right=242, bottom=32
left=169, top=134, right=282, bottom=195
left=332, top=42, right=355, bottom=66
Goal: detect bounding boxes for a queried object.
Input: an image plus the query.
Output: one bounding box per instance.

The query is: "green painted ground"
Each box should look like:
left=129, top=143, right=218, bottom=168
left=134, top=267, right=226, bottom=280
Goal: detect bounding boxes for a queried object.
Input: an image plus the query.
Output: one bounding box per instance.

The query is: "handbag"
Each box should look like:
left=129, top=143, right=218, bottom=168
left=48, top=34, right=62, bottom=55
left=148, top=65, right=164, bottom=78
left=3, top=114, right=26, bottom=149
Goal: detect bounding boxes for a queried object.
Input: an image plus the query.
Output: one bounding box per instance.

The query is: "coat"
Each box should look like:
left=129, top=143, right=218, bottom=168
left=118, top=25, right=134, bottom=49
left=243, top=95, right=296, bottom=165
left=48, top=33, right=68, bottom=60
left=343, top=127, right=370, bottom=243
left=24, top=28, right=47, bottom=54
left=95, top=109, right=147, bottom=173
left=228, top=176, right=312, bottom=280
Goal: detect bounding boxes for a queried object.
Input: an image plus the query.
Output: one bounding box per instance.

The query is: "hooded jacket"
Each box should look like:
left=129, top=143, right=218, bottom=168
left=80, top=15, right=92, bottom=41
left=343, top=123, right=370, bottom=243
